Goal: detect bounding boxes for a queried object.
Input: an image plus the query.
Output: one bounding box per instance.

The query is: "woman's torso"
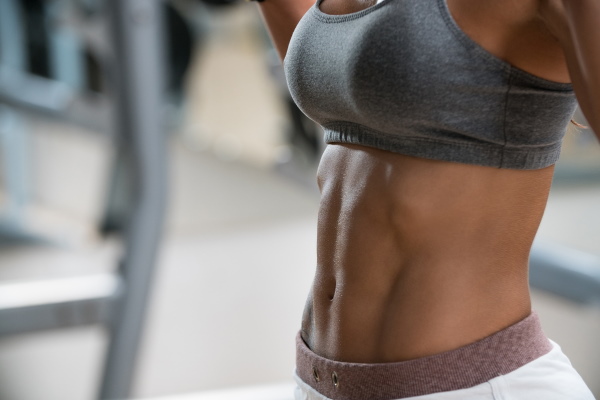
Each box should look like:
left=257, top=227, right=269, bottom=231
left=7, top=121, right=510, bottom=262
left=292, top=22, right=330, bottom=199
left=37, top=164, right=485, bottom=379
left=302, top=0, right=571, bottom=363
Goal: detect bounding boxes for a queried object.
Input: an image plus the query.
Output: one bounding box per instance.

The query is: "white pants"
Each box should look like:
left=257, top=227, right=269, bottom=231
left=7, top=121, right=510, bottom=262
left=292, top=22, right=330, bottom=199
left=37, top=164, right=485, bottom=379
left=294, top=341, right=595, bottom=400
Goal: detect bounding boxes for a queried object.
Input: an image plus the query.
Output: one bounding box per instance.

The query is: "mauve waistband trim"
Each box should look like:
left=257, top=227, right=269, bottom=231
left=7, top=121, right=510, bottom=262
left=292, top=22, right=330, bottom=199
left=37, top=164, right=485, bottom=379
left=296, top=312, right=552, bottom=400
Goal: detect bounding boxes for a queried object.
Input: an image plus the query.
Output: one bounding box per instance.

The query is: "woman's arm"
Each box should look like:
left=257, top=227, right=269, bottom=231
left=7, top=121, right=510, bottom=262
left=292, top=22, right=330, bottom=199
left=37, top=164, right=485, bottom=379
left=539, top=0, right=600, bottom=139
left=253, top=0, right=315, bottom=62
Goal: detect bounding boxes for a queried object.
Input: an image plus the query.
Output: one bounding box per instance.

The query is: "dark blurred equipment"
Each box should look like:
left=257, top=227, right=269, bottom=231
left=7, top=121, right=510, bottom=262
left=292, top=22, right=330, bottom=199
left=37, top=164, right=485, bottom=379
left=166, top=3, right=195, bottom=101
left=0, top=0, right=201, bottom=128
left=0, top=0, right=199, bottom=236
left=0, top=2, right=168, bottom=400
left=20, top=0, right=51, bottom=78
left=199, top=0, right=240, bottom=6
left=6, top=0, right=197, bottom=98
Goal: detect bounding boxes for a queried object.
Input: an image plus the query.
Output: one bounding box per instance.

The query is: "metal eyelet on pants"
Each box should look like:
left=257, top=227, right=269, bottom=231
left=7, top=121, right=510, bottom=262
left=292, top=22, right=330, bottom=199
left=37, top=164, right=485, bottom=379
left=312, top=366, right=320, bottom=382
left=332, top=371, right=339, bottom=388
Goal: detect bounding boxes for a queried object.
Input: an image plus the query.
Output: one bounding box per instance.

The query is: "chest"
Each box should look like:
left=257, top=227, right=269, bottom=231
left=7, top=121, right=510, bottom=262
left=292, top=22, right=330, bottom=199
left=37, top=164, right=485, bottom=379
left=318, top=0, right=570, bottom=83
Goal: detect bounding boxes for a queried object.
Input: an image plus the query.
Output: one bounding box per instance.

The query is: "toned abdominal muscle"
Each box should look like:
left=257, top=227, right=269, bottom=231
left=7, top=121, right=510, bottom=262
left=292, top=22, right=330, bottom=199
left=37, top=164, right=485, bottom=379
left=302, top=143, right=554, bottom=363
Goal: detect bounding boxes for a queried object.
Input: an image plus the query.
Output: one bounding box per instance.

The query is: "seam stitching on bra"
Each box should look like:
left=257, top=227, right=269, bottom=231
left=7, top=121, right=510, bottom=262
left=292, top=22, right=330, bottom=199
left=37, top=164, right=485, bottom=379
left=437, top=0, right=509, bottom=74
left=437, top=0, right=573, bottom=91
left=323, top=121, right=503, bottom=148
left=322, top=120, right=562, bottom=152
left=311, top=0, right=389, bottom=23
left=500, top=68, right=513, bottom=168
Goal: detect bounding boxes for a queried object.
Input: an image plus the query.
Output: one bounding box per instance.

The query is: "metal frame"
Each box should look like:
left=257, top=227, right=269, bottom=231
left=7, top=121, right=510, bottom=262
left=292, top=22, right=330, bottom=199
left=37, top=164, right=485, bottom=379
left=0, top=0, right=110, bottom=131
left=99, top=1, right=168, bottom=398
left=530, top=239, right=600, bottom=305
left=0, top=1, right=167, bottom=399
left=0, top=274, right=119, bottom=336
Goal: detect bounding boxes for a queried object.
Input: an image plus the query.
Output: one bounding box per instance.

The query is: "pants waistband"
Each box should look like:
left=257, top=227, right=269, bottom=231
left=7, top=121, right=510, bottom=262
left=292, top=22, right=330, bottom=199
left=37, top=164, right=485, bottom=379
left=295, top=312, right=552, bottom=400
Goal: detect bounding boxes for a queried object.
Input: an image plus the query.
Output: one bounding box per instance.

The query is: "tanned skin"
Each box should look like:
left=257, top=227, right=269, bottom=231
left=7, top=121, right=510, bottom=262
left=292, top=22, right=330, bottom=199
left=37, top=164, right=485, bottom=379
left=254, top=0, right=600, bottom=362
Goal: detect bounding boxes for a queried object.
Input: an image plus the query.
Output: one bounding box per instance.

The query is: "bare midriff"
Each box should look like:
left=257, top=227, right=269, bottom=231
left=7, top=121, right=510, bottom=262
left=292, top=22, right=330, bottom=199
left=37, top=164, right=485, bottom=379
left=299, top=0, right=571, bottom=365
left=301, top=143, right=554, bottom=363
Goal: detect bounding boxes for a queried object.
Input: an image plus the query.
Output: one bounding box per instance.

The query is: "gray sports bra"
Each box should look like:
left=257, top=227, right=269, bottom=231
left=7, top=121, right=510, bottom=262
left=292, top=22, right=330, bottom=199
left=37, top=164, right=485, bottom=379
left=283, top=0, right=578, bottom=169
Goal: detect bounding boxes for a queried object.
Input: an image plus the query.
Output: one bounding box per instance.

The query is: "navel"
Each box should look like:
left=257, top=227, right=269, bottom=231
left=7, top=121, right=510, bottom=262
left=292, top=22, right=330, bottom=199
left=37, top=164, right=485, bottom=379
left=328, top=281, right=336, bottom=301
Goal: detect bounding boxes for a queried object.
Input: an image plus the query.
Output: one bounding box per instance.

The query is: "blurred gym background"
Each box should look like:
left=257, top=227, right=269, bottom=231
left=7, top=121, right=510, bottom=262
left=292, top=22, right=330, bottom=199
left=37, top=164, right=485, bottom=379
left=0, top=1, right=598, bottom=399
